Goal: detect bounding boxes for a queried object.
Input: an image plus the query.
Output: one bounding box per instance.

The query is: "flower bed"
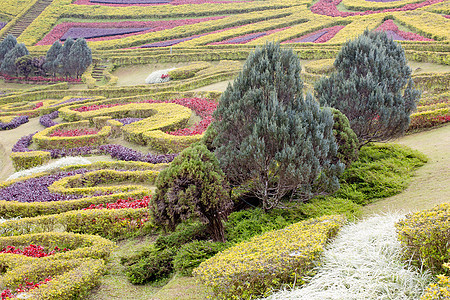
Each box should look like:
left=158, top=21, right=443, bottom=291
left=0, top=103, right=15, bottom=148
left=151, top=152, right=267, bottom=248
left=1, top=244, right=69, bottom=257
left=83, top=196, right=151, bottom=210
left=50, top=128, right=100, bottom=137
left=0, top=116, right=28, bottom=131
left=310, top=0, right=444, bottom=17
left=73, top=0, right=246, bottom=6
left=375, top=19, right=433, bottom=41
left=39, top=111, right=59, bottom=128
left=283, top=25, right=345, bottom=43
left=1, top=277, right=52, bottom=300
left=1, top=74, right=81, bottom=83
left=36, top=18, right=225, bottom=45
left=209, top=27, right=290, bottom=45
left=0, top=22, right=6, bottom=31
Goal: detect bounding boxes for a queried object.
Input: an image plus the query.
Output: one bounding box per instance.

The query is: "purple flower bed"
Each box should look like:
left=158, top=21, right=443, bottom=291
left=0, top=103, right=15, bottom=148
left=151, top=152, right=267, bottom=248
left=12, top=133, right=177, bottom=163
left=141, top=36, right=198, bottom=48
left=0, top=169, right=88, bottom=203
left=0, top=116, right=29, bottom=131
left=60, top=27, right=151, bottom=41
left=115, top=118, right=144, bottom=125
left=283, top=25, right=344, bottom=44
left=40, top=111, right=59, bottom=128
left=210, top=27, right=290, bottom=45
left=91, top=0, right=170, bottom=3
left=385, top=30, right=406, bottom=40
left=0, top=22, right=6, bottom=30
left=289, top=30, right=328, bottom=43
left=50, top=98, right=90, bottom=108
left=99, top=144, right=177, bottom=163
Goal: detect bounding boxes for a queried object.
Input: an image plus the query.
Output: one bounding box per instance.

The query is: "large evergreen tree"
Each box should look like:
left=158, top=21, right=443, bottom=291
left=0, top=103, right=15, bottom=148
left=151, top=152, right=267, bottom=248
left=0, top=35, right=17, bottom=63
left=54, top=38, right=74, bottom=77
left=0, top=43, right=29, bottom=76
left=68, top=38, right=92, bottom=78
left=151, top=143, right=233, bottom=242
left=43, top=41, right=62, bottom=76
left=315, top=30, right=420, bottom=147
left=213, top=42, right=344, bottom=210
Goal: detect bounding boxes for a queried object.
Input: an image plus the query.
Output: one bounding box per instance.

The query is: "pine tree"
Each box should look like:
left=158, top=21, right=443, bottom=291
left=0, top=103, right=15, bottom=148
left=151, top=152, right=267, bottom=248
left=151, top=143, right=233, bottom=242
left=43, top=41, right=62, bottom=76
left=54, top=38, right=74, bottom=77
left=68, top=38, right=92, bottom=78
left=213, top=42, right=344, bottom=209
left=0, top=43, right=29, bottom=76
left=0, top=34, right=17, bottom=63
left=315, top=30, right=420, bottom=147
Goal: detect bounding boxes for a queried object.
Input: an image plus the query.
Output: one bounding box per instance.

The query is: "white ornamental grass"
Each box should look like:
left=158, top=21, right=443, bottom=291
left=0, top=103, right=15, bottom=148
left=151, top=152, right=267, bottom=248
left=144, top=68, right=175, bottom=84
left=264, top=213, right=433, bottom=300
left=7, top=156, right=91, bottom=181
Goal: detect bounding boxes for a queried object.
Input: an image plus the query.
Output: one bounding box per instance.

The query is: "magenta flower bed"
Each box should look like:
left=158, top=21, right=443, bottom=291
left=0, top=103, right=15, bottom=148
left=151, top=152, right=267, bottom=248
left=209, top=27, right=290, bottom=45
left=282, top=25, right=345, bottom=44
left=375, top=19, right=433, bottom=41
left=310, top=0, right=444, bottom=17
left=73, top=0, right=247, bottom=6
left=36, top=17, right=225, bottom=46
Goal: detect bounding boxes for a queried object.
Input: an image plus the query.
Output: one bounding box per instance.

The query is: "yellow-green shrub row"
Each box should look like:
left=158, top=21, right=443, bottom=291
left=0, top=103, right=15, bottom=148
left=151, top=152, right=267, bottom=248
left=396, top=203, right=450, bottom=274
left=342, top=0, right=424, bottom=11
left=420, top=263, right=450, bottom=300
left=304, top=58, right=335, bottom=74
left=193, top=215, right=346, bottom=299
left=0, top=208, right=150, bottom=240
left=0, top=257, right=106, bottom=300
left=395, top=12, right=450, bottom=41
left=32, top=120, right=111, bottom=150
left=10, top=151, right=51, bottom=171
left=143, top=130, right=204, bottom=154
left=168, top=62, right=212, bottom=80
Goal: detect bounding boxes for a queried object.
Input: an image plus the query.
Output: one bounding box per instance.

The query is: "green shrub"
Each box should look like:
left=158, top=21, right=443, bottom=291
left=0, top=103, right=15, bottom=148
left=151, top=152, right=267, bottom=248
left=173, top=240, right=229, bottom=276
left=125, top=246, right=175, bottom=284
left=155, top=222, right=208, bottom=250
left=193, top=215, right=346, bottom=299
left=331, top=108, right=359, bottom=166
left=420, top=263, right=450, bottom=300
left=396, top=203, right=450, bottom=274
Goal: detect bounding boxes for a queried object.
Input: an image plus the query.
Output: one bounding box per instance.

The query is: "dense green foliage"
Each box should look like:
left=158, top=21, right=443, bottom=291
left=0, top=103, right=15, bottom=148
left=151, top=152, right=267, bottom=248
left=331, top=108, right=359, bottom=166
left=151, top=143, right=233, bottom=242
left=154, top=222, right=209, bottom=250
left=43, top=41, right=63, bottom=76
left=0, top=42, right=28, bottom=75
left=213, top=42, right=344, bottom=209
left=315, top=30, right=421, bottom=146
left=0, top=34, right=17, bottom=62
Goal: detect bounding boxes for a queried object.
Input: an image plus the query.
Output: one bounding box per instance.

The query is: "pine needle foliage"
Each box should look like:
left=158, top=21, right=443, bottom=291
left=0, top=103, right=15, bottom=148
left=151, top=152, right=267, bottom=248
left=213, top=42, right=344, bottom=210
left=315, top=30, right=420, bottom=147
left=151, top=143, right=232, bottom=242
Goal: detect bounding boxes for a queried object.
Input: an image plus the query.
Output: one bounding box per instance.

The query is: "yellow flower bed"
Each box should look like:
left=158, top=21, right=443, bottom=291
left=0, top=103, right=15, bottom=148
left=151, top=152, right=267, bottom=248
left=193, top=215, right=346, bottom=299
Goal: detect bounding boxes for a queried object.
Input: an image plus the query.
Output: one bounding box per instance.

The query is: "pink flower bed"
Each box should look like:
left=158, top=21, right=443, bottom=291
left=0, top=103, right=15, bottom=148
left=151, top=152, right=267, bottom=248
left=1, top=245, right=69, bottom=258
left=282, top=25, right=345, bottom=43
left=83, top=196, right=151, bottom=210
left=73, top=0, right=248, bottom=6
left=310, top=0, right=445, bottom=17
left=36, top=17, right=225, bottom=46
left=209, top=27, right=290, bottom=45
left=50, top=128, right=100, bottom=137
left=375, top=19, right=433, bottom=41
left=73, top=98, right=217, bottom=136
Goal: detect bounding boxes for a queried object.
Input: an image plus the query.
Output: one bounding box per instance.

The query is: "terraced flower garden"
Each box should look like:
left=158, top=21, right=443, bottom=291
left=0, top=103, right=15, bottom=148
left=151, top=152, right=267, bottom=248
left=0, top=0, right=448, bottom=298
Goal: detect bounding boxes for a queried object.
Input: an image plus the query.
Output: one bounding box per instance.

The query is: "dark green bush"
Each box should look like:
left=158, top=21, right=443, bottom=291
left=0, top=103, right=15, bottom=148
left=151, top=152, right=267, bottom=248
left=125, top=246, right=175, bottom=284
left=173, top=240, right=229, bottom=276
left=331, top=108, right=359, bottom=166
left=155, top=222, right=209, bottom=250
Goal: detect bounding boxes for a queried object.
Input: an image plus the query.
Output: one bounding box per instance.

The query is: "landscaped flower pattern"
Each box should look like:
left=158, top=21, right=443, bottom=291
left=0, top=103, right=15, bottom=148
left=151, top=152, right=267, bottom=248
left=73, top=0, right=247, bottom=6
left=1, top=245, right=69, bottom=257
left=0, top=116, right=29, bottom=131
left=283, top=25, right=345, bottom=43
left=209, top=27, right=290, bottom=45
left=375, top=19, right=433, bottom=41
left=36, top=18, right=225, bottom=46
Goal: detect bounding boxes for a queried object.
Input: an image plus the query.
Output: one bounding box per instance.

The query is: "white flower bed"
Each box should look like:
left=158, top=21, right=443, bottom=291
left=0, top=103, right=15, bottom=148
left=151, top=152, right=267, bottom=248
left=265, top=214, right=433, bottom=300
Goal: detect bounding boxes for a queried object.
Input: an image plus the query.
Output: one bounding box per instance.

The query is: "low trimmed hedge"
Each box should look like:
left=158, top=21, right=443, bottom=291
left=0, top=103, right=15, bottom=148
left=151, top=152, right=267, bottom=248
left=143, top=130, right=204, bottom=153
left=168, top=62, right=212, bottom=80
left=0, top=208, right=151, bottom=240
left=193, top=215, right=346, bottom=299
left=396, top=203, right=450, bottom=274
left=10, top=151, right=51, bottom=171
left=303, top=59, right=335, bottom=74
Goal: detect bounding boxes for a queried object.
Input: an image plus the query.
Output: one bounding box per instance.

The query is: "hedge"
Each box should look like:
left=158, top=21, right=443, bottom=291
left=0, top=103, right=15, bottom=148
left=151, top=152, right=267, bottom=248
left=193, top=215, right=346, bottom=299
left=396, top=203, right=450, bottom=274
left=10, top=151, right=51, bottom=171
left=142, top=130, right=204, bottom=154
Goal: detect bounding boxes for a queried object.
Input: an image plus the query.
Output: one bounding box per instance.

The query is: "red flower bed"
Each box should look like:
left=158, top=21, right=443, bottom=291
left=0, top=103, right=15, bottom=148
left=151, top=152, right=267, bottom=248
left=1, top=277, right=52, bottom=299
left=36, top=18, right=225, bottom=46
left=33, top=102, right=44, bottom=110
left=1, top=244, right=69, bottom=258
left=83, top=196, right=151, bottom=210
left=74, top=103, right=122, bottom=112
left=310, top=0, right=444, bottom=17
left=375, top=19, right=433, bottom=41
left=50, top=128, right=100, bottom=137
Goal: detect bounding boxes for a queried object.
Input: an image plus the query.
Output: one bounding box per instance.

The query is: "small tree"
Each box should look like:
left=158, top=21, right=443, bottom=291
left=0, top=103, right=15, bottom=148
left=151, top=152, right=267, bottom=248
left=0, top=34, right=17, bottom=63
left=15, top=55, right=33, bottom=78
left=331, top=108, right=359, bottom=166
left=151, top=143, right=233, bottom=242
left=0, top=43, right=28, bottom=76
left=68, top=38, right=92, bottom=78
left=213, top=42, right=344, bottom=209
left=43, top=41, right=62, bottom=76
left=315, top=30, right=420, bottom=147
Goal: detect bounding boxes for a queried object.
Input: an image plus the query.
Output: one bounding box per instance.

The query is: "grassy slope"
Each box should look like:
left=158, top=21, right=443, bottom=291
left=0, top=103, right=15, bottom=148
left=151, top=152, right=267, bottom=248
left=362, top=124, right=450, bottom=216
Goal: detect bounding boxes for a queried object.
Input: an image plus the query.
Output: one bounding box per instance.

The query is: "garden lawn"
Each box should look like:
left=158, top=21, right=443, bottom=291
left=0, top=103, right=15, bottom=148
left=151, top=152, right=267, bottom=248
left=362, top=124, right=450, bottom=216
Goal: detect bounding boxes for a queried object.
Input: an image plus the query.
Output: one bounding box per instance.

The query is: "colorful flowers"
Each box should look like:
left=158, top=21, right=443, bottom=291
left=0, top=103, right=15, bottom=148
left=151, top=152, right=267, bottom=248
left=49, top=128, right=100, bottom=137
left=83, top=196, right=151, bottom=210
left=0, top=116, right=29, bottom=131
left=283, top=26, right=345, bottom=44
left=375, top=19, right=433, bottom=41
left=1, top=245, right=69, bottom=257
